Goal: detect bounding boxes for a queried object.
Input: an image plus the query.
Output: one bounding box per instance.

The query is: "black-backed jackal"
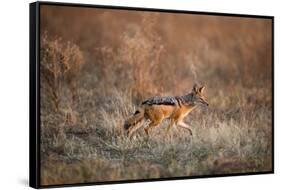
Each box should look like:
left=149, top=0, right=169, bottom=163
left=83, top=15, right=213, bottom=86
left=124, top=84, right=209, bottom=137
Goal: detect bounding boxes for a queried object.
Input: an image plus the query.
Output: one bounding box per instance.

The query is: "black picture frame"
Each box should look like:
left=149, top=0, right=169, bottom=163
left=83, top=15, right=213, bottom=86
left=30, top=1, right=274, bottom=189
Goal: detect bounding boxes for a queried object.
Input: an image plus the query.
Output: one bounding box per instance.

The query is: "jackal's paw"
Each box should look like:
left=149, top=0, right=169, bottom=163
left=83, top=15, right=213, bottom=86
left=144, top=128, right=149, bottom=136
left=181, top=127, right=193, bottom=136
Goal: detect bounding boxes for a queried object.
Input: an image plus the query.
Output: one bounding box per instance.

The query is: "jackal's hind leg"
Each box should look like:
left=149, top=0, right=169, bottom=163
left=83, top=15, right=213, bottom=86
left=127, top=120, right=145, bottom=138
left=177, top=121, right=193, bottom=136
left=144, top=120, right=161, bottom=136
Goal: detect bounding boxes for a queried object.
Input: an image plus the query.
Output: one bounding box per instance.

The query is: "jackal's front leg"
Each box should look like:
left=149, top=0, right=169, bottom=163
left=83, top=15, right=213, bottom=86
left=165, top=119, right=175, bottom=135
left=176, top=121, right=193, bottom=136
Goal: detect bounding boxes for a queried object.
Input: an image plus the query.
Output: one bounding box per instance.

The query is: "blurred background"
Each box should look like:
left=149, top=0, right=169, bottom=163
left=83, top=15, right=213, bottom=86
left=41, top=5, right=272, bottom=98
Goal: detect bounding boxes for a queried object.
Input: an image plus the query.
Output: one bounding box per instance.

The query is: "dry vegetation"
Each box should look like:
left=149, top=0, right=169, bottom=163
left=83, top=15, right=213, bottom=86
left=39, top=5, right=272, bottom=186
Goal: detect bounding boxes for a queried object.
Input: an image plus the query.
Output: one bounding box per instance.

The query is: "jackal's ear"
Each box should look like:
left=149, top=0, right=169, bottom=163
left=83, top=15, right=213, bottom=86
left=199, top=86, right=205, bottom=94
left=192, top=84, right=199, bottom=93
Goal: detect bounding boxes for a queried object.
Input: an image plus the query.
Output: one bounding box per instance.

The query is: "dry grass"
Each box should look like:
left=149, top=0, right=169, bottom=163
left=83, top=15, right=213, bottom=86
left=39, top=6, right=272, bottom=186
left=41, top=89, right=272, bottom=185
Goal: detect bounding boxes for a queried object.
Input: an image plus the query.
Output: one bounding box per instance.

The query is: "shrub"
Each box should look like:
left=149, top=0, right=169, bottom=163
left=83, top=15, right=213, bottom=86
left=40, top=34, right=84, bottom=111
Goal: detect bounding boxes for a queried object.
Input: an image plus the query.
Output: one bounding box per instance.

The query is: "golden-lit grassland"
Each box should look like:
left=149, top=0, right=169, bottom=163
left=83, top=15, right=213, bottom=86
left=39, top=5, right=272, bottom=185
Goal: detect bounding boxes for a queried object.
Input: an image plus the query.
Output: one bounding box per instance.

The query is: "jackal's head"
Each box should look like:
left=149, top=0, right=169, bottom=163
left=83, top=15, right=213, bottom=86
left=191, top=84, right=209, bottom=106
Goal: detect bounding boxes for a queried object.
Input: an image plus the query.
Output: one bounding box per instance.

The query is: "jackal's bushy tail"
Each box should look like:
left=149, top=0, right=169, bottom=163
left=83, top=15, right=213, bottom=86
left=124, top=109, right=145, bottom=130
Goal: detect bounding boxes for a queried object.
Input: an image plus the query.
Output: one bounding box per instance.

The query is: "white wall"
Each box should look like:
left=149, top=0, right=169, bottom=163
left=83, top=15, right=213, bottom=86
left=0, top=0, right=279, bottom=189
